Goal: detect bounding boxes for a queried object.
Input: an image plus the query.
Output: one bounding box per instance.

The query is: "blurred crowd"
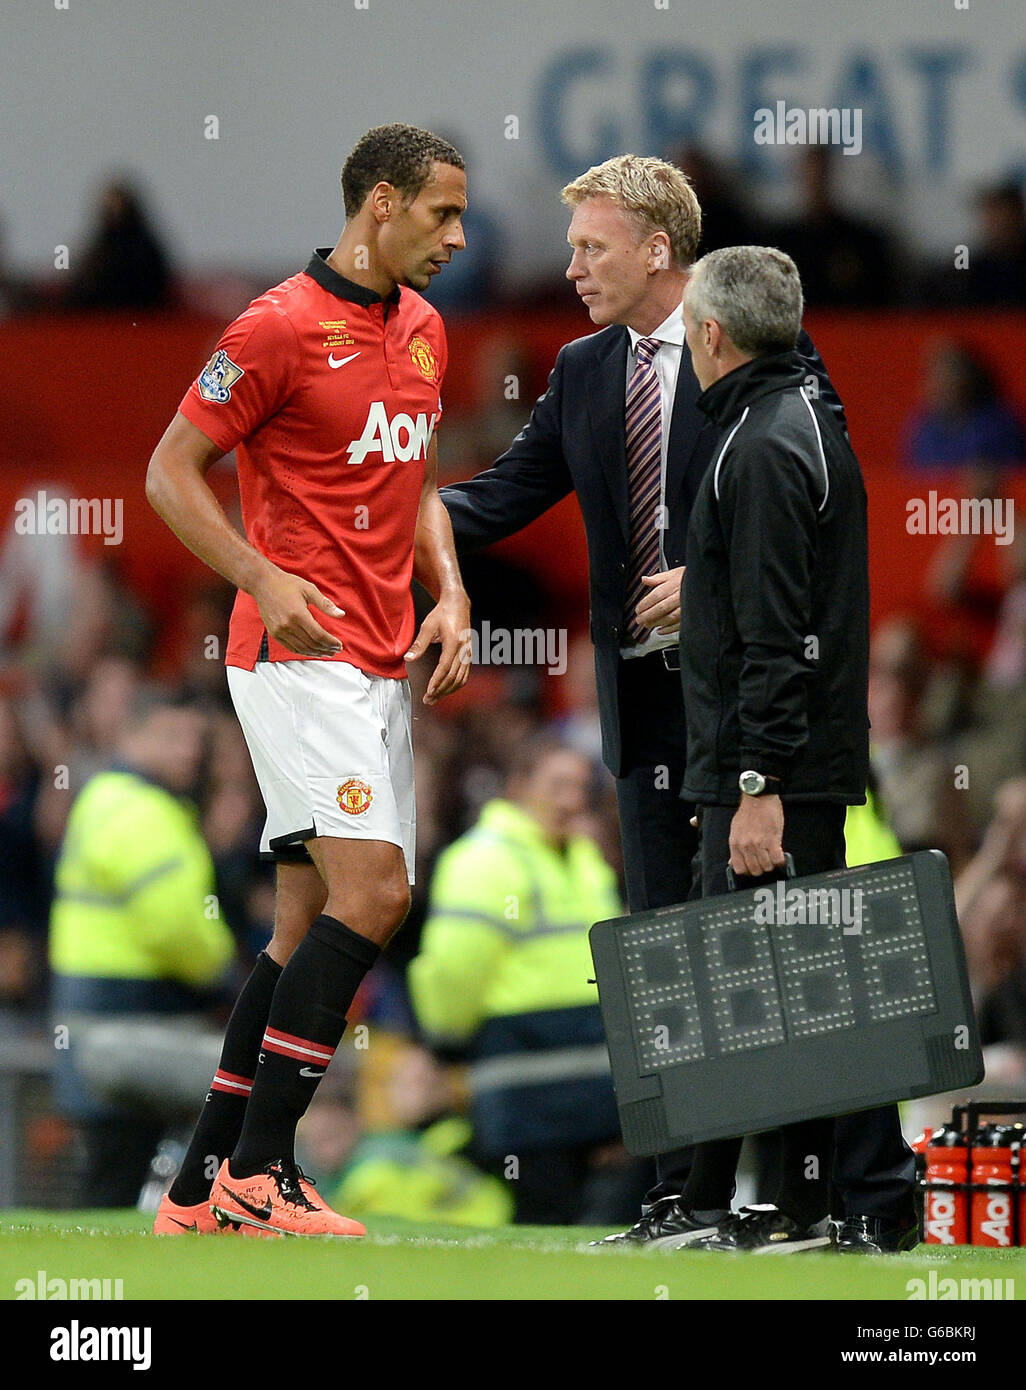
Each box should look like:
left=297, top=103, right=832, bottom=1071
left=1, top=147, right=1024, bottom=319
left=1, top=481, right=1026, bottom=1213
left=0, top=534, right=644, bottom=1217
left=869, top=527, right=1026, bottom=1059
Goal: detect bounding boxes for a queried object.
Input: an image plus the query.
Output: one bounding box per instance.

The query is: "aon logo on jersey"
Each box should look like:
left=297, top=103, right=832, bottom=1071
left=346, top=400, right=438, bottom=466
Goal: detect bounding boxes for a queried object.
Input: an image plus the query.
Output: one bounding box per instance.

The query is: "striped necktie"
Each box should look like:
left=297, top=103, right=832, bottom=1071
left=623, top=336, right=663, bottom=642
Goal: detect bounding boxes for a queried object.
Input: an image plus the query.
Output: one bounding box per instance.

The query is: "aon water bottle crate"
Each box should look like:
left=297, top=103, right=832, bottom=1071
left=919, top=1100, right=1026, bottom=1247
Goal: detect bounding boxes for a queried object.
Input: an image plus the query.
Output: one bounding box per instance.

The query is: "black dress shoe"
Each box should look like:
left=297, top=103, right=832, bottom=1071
left=836, top=1213, right=919, bottom=1254
left=698, top=1204, right=835, bottom=1254
left=588, top=1196, right=728, bottom=1250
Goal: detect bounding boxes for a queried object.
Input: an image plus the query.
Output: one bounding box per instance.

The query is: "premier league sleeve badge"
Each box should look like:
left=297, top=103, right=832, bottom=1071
left=198, top=349, right=245, bottom=403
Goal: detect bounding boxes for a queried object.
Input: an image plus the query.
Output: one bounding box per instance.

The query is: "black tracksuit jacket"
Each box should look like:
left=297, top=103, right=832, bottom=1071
left=679, top=350, right=870, bottom=805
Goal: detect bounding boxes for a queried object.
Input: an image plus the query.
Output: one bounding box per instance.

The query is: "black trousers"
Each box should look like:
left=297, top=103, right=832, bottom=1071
left=79, top=1117, right=164, bottom=1207
left=490, top=1148, right=652, bottom=1226
left=614, top=651, right=696, bottom=913
left=612, top=651, right=698, bottom=1204
left=678, top=802, right=917, bottom=1222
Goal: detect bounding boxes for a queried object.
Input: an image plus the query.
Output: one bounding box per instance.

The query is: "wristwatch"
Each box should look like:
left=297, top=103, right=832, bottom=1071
left=738, top=770, right=781, bottom=797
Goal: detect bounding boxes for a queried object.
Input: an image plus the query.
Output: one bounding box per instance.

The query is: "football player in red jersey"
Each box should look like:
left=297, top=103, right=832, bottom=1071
left=147, top=125, right=470, bottom=1236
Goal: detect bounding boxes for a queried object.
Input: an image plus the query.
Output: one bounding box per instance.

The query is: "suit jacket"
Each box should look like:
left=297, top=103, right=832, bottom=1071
left=441, top=324, right=844, bottom=777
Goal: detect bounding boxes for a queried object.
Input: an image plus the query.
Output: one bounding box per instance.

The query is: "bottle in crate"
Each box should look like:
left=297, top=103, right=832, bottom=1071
left=923, top=1124, right=969, bottom=1244
left=969, top=1124, right=1015, bottom=1248
left=1009, top=1122, right=1025, bottom=1247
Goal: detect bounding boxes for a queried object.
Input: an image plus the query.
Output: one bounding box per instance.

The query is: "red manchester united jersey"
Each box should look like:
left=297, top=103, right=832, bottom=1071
left=179, top=250, right=447, bottom=679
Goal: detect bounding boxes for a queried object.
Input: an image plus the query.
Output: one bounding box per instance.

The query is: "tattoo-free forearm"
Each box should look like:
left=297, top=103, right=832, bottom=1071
left=146, top=422, right=273, bottom=598
left=413, top=489, right=466, bottom=602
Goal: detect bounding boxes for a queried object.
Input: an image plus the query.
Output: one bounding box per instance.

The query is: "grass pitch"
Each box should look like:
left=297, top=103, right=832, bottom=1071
left=1, top=1210, right=1023, bottom=1300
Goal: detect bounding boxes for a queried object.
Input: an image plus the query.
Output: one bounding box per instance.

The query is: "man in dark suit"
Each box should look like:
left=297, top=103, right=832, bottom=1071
left=440, top=155, right=844, bottom=1245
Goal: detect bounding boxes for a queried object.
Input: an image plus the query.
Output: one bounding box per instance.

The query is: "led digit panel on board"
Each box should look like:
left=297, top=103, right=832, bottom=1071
left=590, top=851, right=983, bottom=1156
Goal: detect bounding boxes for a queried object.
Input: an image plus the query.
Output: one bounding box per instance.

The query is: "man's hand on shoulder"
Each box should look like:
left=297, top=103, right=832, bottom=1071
left=251, top=564, right=344, bottom=658
left=729, top=794, right=786, bottom=877
left=635, top=566, right=684, bottom=635
left=405, top=588, right=472, bottom=706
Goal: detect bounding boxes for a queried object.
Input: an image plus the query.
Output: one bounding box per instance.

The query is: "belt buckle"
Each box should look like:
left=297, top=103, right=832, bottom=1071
left=661, top=647, right=680, bottom=671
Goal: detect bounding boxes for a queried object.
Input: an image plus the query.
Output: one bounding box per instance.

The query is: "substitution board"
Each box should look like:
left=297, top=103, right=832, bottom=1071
left=589, top=850, right=984, bottom=1156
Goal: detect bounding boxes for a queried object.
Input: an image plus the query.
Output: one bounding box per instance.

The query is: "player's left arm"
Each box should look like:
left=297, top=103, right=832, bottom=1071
left=407, top=435, right=471, bottom=706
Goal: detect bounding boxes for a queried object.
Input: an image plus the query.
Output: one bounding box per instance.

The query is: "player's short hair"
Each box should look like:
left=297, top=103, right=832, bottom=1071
left=341, top=124, right=465, bottom=218
left=561, top=155, right=701, bottom=269
left=685, top=246, right=803, bottom=356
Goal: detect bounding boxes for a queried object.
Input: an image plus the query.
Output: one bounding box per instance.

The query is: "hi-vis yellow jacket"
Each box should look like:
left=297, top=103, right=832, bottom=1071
left=49, top=769, right=235, bottom=988
left=844, top=788, right=903, bottom=868
left=409, top=798, right=621, bottom=1044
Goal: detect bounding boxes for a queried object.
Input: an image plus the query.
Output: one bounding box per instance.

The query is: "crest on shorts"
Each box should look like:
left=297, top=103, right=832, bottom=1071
left=408, top=335, right=437, bottom=380
left=337, top=778, right=373, bottom=816
left=198, top=349, right=245, bottom=403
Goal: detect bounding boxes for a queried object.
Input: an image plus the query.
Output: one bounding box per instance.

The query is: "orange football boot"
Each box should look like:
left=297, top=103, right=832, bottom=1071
left=153, top=1192, right=220, bottom=1235
left=210, top=1158, right=366, bottom=1238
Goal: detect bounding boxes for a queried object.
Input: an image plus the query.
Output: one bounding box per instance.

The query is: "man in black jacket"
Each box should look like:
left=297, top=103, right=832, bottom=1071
left=441, top=156, right=848, bottom=1244
left=676, top=244, right=917, bottom=1253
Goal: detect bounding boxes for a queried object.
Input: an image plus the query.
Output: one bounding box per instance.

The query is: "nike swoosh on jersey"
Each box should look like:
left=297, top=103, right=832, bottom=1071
left=328, top=352, right=360, bottom=369
left=222, top=1187, right=274, bottom=1221
left=299, top=1067, right=326, bottom=1078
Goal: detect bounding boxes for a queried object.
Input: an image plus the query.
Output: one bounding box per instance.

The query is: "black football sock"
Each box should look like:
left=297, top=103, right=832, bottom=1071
left=229, top=915, right=380, bottom=1178
left=168, top=950, right=282, bottom=1206
left=774, top=1118, right=835, bottom=1228
left=678, top=1137, right=743, bottom=1213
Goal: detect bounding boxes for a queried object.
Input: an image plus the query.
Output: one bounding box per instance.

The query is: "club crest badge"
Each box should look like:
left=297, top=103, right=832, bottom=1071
left=337, top=778, right=373, bottom=815
left=198, top=349, right=245, bottom=403
left=408, top=335, right=437, bottom=380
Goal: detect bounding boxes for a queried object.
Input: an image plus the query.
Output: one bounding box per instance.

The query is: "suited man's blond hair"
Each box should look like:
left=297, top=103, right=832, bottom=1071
left=561, top=155, right=701, bottom=270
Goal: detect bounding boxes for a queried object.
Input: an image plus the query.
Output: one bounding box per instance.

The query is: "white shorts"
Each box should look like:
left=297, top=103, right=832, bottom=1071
left=226, top=660, right=415, bottom=884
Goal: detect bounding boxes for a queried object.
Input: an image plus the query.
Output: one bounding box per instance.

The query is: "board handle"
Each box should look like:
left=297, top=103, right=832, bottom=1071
left=725, top=851, right=796, bottom=894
